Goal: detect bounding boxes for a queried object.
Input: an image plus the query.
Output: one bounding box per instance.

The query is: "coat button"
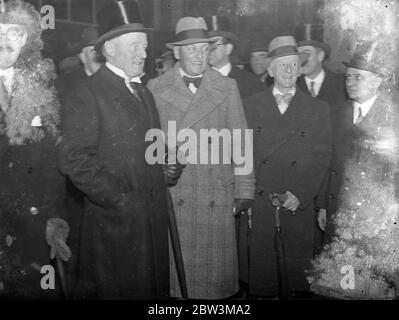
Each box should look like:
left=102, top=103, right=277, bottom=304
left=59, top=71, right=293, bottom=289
left=27, top=167, right=33, bottom=174
left=262, top=159, right=268, bottom=164
left=256, top=126, right=262, bottom=133
left=177, top=199, right=184, bottom=206
left=209, top=200, right=215, bottom=207
left=257, top=190, right=265, bottom=196
left=291, top=161, right=297, bottom=167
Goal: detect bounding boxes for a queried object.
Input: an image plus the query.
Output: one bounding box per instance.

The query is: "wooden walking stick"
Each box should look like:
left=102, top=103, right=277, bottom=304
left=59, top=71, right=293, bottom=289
left=270, top=193, right=291, bottom=300
left=167, top=189, right=188, bottom=299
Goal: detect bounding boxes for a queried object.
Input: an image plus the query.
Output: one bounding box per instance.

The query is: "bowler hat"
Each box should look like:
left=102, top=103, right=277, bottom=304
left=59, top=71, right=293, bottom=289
left=95, top=0, right=151, bottom=53
left=295, top=24, right=331, bottom=59
left=343, top=41, right=388, bottom=76
left=205, top=15, right=239, bottom=46
left=166, top=17, right=213, bottom=49
left=267, top=36, right=309, bottom=62
left=71, top=27, right=99, bottom=55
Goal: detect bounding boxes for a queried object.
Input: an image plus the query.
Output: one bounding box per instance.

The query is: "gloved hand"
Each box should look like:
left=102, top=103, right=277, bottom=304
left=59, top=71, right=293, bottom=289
left=282, top=191, right=300, bottom=212
left=46, top=218, right=72, bottom=262
left=233, top=198, right=254, bottom=215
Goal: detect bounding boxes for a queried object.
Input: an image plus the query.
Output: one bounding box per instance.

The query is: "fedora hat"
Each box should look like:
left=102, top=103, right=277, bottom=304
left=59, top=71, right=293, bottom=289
left=95, top=0, right=151, bottom=53
left=71, top=26, right=99, bottom=55
left=267, top=35, right=309, bottom=62
left=343, top=41, right=389, bottom=76
left=166, top=17, right=213, bottom=49
left=205, top=15, right=239, bottom=46
left=295, top=24, right=331, bottom=59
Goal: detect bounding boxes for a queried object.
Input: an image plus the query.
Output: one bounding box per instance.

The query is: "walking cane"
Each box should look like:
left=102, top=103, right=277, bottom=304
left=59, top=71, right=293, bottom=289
left=270, top=193, right=290, bottom=300
left=167, top=188, right=188, bottom=299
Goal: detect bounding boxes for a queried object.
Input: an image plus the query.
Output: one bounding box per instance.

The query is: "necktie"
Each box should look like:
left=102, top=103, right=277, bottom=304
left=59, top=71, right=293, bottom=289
left=309, top=81, right=316, bottom=97
left=274, top=93, right=293, bottom=106
left=183, top=76, right=202, bottom=90
left=355, top=106, right=363, bottom=125
left=128, top=81, right=144, bottom=103
left=0, top=76, right=9, bottom=113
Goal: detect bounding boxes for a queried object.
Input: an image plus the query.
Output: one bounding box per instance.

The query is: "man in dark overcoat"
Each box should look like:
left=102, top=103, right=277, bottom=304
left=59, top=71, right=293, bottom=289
left=0, top=0, right=69, bottom=298
left=241, top=36, right=332, bottom=298
left=57, top=1, right=174, bottom=299
left=207, top=16, right=264, bottom=99
left=322, top=41, right=399, bottom=244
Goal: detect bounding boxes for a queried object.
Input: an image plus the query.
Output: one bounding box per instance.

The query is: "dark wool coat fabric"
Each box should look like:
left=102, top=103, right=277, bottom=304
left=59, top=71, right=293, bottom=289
left=240, top=87, right=332, bottom=296
left=57, top=66, right=169, bottom=299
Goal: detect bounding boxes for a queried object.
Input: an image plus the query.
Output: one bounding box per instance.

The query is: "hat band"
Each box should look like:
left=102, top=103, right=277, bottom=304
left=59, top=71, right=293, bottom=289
left=174, top=29, right=209, bottom=43
left=268, top=45, right=300, bottom=58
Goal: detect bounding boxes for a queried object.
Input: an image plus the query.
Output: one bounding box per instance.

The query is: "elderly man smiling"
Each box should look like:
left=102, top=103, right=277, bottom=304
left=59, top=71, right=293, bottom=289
left=241, top=36, right=332, bottom=299
left=57, top=1, right=179, bottom=299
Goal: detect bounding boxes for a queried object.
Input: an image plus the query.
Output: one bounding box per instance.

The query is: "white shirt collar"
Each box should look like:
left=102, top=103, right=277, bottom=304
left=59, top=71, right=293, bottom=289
left=105, top=62, right=141, bottom=84
left=304, top=68, right=325, bottom=85
left=213, top=62, right=232, bottom=77
left=179, top=68, right=203, bottom=78
left=0, top=67, right=14, bottom=94
left=353, top=95, right=378, bottom=124
left=272, top=85, right=296, bottom=97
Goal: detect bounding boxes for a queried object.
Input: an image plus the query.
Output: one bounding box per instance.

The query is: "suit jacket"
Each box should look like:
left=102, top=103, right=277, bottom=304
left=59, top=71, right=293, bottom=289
left=322, top=93, right=399, bottom=243
left=297, top=68, right=347, bottom=110
left=148, top=63, right=255, bottom=299
left=228, top=65, right=264, bottom=99
left=57, top=65, right=169, bottom=299
left=241, top=86, right=332, bottom=296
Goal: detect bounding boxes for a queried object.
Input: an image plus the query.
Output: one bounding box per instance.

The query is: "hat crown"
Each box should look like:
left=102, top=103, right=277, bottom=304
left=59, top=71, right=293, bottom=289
left=97, top=0, right=144, bottom=37
left=268, top=36, right=298, bottom=53
left=295, top=24, right=323, bottom=42
left=175, top=17, right=207, bottom=35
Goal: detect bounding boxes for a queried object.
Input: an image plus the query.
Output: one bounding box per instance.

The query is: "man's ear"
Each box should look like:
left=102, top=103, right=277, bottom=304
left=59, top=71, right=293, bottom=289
left=103, top=40, right=114, bottom=57
left=225, top=43, right=234, bottom=56
left=317, top=49, right=325, bottom=63
left=78, top=51, right=87, bottom=64
left=267, top=62, right=274, bottom=78
left=173, top=46, right=180, bottom=60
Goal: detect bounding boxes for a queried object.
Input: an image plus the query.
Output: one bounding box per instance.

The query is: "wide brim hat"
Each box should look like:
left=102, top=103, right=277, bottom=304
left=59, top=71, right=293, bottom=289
left=295, top=24, right=331, bottom=59
left=342, top=41, right=389, bottom=77
left=70, top=26, right=99, bottom=55
left=205, top=15, right=239, bottom=46
left=95, top=0, right=152, bottom=53
left=166, top=17, right=213, bottom=49
left=267, top=35, right=309, bottom=63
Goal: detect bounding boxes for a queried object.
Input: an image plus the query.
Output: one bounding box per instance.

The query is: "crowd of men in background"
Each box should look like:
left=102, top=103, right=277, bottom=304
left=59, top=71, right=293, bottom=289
left=0, top=0, right=397, bottom=300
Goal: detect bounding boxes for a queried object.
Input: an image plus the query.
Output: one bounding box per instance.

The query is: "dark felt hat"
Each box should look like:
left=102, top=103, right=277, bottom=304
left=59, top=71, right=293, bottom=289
left=95, top=0, right=151, bottom=53
left=205, top=15, right=239, bottom=46
left=71, top=26, right=99, bottom=55
left=295, top=24, right=331, bottom=59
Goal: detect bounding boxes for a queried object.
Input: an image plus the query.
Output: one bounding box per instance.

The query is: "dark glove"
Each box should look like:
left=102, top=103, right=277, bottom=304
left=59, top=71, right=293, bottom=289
left=163, top=163, right=184, bottom=186
left=233, top=198, right=254, bottom=215
left=46, top=218, right=72, bottom=262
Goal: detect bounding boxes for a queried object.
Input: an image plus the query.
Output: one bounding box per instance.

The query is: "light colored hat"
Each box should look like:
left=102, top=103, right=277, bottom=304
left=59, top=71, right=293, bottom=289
left=267, top=35, right=309, bottom=63
left=166, top=17, right=213, bottom=49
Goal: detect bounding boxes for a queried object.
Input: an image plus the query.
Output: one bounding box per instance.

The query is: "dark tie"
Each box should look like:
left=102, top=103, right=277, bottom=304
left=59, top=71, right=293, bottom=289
left=355, top=106, right=363, bottom=125
left=183, top=76, right=202, bottom=89
left=129, top=81, right=144, bottom=103
left=274, top=93, right=293, bottom=106
left=309, top=81, right=316, bottom=97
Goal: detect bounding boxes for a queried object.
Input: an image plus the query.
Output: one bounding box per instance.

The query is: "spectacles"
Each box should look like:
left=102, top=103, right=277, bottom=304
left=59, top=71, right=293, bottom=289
left=0, top=27, right=25, bottom=42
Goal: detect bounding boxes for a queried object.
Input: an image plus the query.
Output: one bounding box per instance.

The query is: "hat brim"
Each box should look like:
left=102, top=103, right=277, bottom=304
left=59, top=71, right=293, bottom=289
left=209, top=31, right=239, bottom=45
left=166, top=38, right=214, bottom=49
left=269, top=51, right=309, bottom=63
left=297, top=40, right=331, bottom=57
left=95, top=24, right=152, bottom=53
left=342, top=61, right=382, bottom=75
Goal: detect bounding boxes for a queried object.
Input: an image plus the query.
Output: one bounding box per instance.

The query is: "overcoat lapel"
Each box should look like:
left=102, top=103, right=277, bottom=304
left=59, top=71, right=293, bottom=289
left=100, top=67, right=151, bottom=128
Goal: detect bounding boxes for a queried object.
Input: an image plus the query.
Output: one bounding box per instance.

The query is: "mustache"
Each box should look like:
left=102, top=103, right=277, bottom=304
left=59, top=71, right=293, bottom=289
left=0, top=46, right=14, bottom=53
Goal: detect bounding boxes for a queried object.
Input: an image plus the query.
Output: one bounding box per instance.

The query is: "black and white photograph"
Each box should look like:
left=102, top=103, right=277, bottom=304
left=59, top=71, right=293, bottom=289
left=0, top=0, right=398, bottom=311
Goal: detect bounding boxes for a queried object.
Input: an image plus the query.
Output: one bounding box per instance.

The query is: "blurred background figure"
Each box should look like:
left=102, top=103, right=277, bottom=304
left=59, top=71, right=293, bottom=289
left=154, top=50, right=176, bottom=77
left=248, top=40, right=273, bottom=87
left=207, top=15, right=263, bottom=99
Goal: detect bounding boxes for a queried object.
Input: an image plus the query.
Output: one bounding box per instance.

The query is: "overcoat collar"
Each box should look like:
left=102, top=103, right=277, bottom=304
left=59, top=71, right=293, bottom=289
left=156, top=63, right=226, bottom=129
